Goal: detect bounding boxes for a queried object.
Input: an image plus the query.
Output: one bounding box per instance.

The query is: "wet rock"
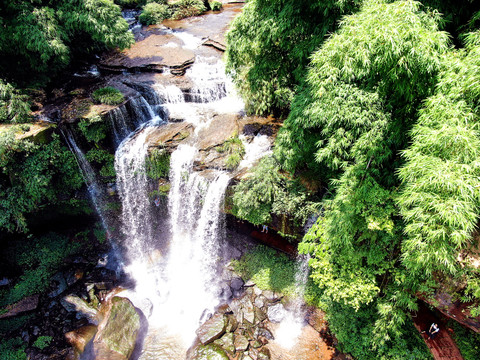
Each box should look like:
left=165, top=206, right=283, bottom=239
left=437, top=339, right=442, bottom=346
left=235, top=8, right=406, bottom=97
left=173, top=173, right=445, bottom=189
left=49, top=272, right=68, bottom=297
left=0, top=294, right=39, bottom=319
left=219, top=283, right=233, bottom=301
left=146, top=122, right=193, bottom=150
left=196, top=313, right=227, bottom=345
left=267, top=303, right=286, bottom=323
left=262, top=290, right=281, bottom=303
left=231, top=277, right=244, bottom=291
left=194, top=343, right=229, bottom=360
left=225, top=314, right=238, bottom=333
left=257, top=348, right=271, bottom=360
left=256, top=327, right=274, bottom=341
left=254, top=307, right=267, bottom=325
left=254, top=295, right=266, bottom=309
left=61, top=295, right=99, bottom=324
left=65, top=325, right=97, bottom=354
left=234, top=334, right=249, bottom=352
left=93, top=297, right=140, bottom=360
left=99, top=32, right=195, bottom=75
left=214, top=332, right=235, bottom=354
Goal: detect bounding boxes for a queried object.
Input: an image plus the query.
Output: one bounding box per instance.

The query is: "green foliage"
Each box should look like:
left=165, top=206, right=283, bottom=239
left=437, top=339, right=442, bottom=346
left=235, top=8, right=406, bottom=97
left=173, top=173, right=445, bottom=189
left=275, top=0, right=449, bottom=174
left=210, top=1, right=222, bottom=11
left=33, top=336, right=52, bottom=350
left=139, top=2, right=171, bottom=25
left=0, top=133, right=83, bottom=232
left=397, top=32, right=480, bottom=281
left=448, top=320, right=480, bottom=360
left=0, top=233, right=81, bottom=306
left=170, top=0, right=206, bottom=20
left=0, top=80, right=31, bottom=124
left=217, top=136, right=245, bottom=170
left=114, top=0, right=148, bottom=8
left=231, top=245, right=298, bottom=296
left=92, top=87, right=125, bottom=105
left=0, top=0, right=134, bottom=86
left=78, top=114, right=108, bottom=144
left=146, top=147, right=170, bottom=179
left=232, top=156, right=318, bottom=226
left=86, top=148, right=115, bottom=178
left=225, top=0, right=361, bottom=115
left=0, top=337, right=26, bottom=360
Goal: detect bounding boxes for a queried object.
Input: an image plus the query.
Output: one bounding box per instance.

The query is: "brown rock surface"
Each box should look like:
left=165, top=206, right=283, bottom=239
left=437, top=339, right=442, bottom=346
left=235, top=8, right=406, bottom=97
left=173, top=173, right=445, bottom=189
left=100, top=32, right=195, bottom=75
left=0, top=294, right=39, bottom=319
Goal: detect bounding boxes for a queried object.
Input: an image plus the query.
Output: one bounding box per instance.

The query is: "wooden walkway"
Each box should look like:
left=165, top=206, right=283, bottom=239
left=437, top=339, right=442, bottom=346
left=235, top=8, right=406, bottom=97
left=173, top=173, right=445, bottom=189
left=411, top=301, right=464, bottom=360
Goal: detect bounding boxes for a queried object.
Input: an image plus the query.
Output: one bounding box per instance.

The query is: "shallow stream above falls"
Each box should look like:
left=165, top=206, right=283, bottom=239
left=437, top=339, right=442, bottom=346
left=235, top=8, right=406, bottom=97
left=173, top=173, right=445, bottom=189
left=52, top=5, right=339, bottom=360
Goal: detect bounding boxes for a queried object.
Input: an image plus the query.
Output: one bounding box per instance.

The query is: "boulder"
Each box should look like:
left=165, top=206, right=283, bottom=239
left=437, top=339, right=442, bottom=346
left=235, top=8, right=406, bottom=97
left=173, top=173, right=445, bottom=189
left=214, top=332, right=235, bottom=354
left=0, top=294, right=39, bottom=319
left=194, top=344, right=229, bottom=360
left=196, top=313, right=227, bottom=345
left=65, top=325, right=97, bottom=354
left=267, top=303, right=286, bottom=323
left=230, top=278, right=244, bottom=291
left=61, top=295, right=99, bottom=324
left=93, top=297, right=141, bottom=360
left=234, top=334, right=249, bottom=352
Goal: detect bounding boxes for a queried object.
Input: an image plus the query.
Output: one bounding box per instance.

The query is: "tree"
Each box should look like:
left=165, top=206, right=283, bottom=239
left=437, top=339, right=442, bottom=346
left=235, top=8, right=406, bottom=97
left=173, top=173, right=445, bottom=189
left=0, top=0, right=134, bottom=86
left=225, top=0, right=361, bottom=116
left=397, top=31, right=480, bottom=286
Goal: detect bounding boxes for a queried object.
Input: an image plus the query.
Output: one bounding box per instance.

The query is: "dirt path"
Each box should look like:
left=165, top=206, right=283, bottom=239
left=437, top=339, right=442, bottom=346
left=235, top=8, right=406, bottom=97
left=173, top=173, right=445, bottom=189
left=411, top=301, right=463, bottom=360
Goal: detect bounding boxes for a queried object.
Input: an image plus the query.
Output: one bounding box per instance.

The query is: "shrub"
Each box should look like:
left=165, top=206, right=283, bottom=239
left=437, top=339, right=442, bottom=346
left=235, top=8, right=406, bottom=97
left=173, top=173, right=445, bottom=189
left=139, top=3, right=171, bottom=25
left=91, top=87, right=124, bottom=105
left=170, top=0, right=206, bottom=20
left=78, top=114, right=108, bottom=144
left=0, top=337, right=26, bottom=360
left=231, top=245, right=297, bottom=296
left=114, top=0, right=147, bottom=8
left=33, top=336, right=52, bottom=350
left=210, top=1, right=222, bottom=11
left=146, top=147, right=170, bottom=179
left=216, top=135, right=245, bottom=170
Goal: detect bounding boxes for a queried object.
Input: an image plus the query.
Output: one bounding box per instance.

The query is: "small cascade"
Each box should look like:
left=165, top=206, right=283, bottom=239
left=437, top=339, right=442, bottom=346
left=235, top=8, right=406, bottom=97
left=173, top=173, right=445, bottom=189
left=61, top=128, right=109, bottom=230
left=108, top=105, right=133, bottom=145
left=186, top=57, right=227, bottom=103
left=275, top=254, right=310, bottom=349
left=239, top=134, right=273, bottom=170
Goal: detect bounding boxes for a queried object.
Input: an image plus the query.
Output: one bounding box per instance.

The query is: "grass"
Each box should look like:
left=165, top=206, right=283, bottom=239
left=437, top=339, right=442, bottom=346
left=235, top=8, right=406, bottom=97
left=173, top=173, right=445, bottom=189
left=231, top=245, right=298, bottom=296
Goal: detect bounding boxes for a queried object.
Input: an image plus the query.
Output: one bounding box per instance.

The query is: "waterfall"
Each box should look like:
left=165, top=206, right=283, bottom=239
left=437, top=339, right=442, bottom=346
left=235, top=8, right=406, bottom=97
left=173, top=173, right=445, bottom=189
left=61, top=128, right=109, bottom=230
left=275, top=254, right=310, bottom=348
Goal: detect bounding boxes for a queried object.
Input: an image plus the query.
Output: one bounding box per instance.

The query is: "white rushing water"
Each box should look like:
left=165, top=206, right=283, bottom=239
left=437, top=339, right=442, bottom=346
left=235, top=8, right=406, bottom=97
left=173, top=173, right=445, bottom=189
left=274, top=254, right=310, bottom=349
left=112, top=55, right=239, bottom=358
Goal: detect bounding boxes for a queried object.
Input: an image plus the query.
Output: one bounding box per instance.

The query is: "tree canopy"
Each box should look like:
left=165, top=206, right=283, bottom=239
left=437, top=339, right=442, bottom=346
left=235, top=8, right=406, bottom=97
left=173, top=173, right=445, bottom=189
left=229, top=0, right=480, bottom=357
left=0, top=0, right=133, bottom=87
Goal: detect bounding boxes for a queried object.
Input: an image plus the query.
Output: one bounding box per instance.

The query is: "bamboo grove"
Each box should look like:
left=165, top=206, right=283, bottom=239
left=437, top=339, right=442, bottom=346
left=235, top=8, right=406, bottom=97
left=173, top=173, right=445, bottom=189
left=227, top=0, right=480, bottom=358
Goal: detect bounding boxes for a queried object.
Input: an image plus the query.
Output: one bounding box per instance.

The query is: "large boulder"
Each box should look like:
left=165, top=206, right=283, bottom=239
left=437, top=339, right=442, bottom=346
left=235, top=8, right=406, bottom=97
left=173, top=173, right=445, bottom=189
left=267, top=303, right=287, bottom=323
left=196, top=313, right=227, bottom=345
left=92, top=296, right=141, bottom=360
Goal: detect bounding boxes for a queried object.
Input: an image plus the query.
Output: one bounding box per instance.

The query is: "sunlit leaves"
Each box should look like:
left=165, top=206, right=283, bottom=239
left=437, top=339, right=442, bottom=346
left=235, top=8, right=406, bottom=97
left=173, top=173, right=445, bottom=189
left=225, top=0, right=360, bottom=115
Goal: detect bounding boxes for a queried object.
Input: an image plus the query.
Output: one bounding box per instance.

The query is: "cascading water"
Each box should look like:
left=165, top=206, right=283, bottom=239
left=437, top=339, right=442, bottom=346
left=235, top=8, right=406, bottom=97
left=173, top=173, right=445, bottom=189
left=274, top=254, right=311, bottom=349
left=62, top=128, right=109, bottom=230
left=113, top=54, right=239, bottom=358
